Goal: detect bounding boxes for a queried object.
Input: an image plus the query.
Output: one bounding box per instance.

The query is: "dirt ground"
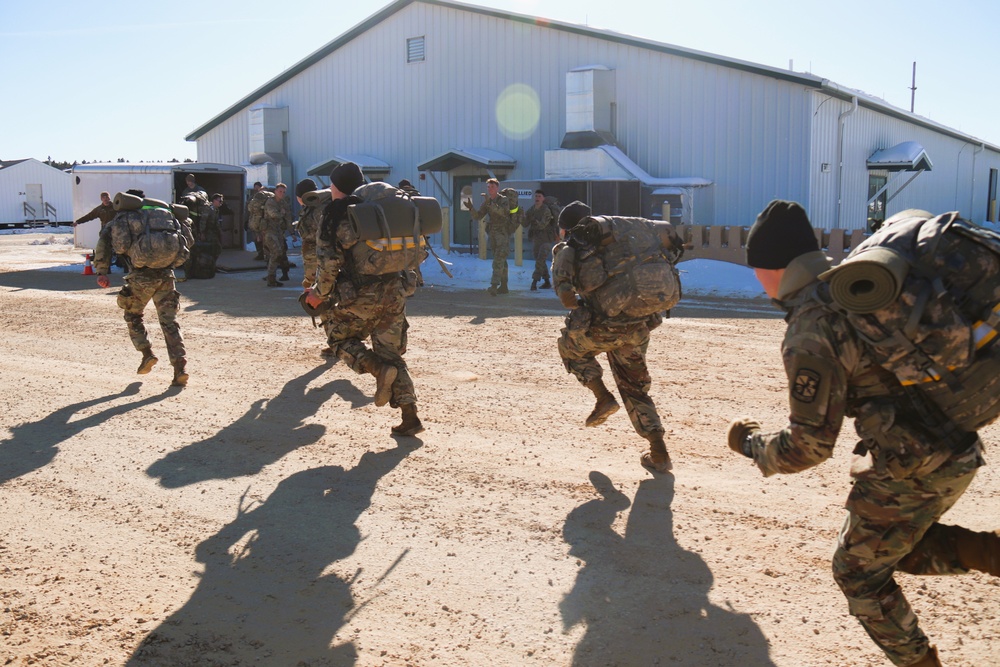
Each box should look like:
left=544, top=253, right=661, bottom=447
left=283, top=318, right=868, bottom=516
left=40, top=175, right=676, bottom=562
left=0, top=232, right=998, bottom=667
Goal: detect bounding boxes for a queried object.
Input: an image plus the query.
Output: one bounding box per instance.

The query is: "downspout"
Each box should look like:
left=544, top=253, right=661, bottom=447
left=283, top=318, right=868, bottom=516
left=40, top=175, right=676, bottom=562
left=836, top=96, right=858, bottom=228
left=954, top=142, right=971, bottom=211
left=971, top=143, right=985, bottom=217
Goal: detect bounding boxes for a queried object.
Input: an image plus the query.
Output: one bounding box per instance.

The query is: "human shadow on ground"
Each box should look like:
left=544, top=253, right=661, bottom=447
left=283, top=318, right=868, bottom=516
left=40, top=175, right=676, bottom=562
left=560, top=471, right=775, bottom=666
left=128, top=441, right=420, bottom=666
left=0, top=382, right=179, bottom=486
left=147, top=362, right=366, bottom=488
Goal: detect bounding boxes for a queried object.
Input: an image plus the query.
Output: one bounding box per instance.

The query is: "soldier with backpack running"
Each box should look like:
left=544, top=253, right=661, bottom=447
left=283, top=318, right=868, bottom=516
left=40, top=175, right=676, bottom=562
left=304, top=162, right=426, bottom=436
left=93, top=189, right=192, bottom=388
left=728, top=200, right=1000, bottom=667
left=552, top=201, right=684, bottom=474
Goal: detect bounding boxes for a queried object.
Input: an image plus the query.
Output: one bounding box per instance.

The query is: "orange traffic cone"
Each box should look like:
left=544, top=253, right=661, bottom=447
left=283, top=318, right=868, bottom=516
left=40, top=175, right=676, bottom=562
left=82, top=254, right=95, bottom=275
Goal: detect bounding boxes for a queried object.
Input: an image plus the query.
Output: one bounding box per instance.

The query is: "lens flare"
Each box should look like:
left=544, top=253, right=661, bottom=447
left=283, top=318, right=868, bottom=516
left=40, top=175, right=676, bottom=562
left=495, top=83, right=541, bottom=140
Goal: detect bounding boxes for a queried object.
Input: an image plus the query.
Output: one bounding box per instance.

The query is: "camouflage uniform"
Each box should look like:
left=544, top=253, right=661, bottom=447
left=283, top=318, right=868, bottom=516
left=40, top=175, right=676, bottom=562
left=315, top=197, right=416, bottom=407
left=470, top=192, right=520, bottom=290
left=295, top=202, right=323, bottom=289
left=524, top=203, right=558, bottom=283
left=93, top=211, right=192, bottom=366
left=746, top=251, right=985, bottom=667
left=552, top=240, right=665, bottom=439
left=262, top=195, right=292, bottom=282
left=75, top=202, right=116, bottom=229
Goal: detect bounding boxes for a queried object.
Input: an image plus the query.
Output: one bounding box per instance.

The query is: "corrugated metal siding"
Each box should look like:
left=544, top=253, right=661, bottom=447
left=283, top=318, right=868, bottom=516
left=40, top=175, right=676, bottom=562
left=0, top=159, right=72, bottom=224
left=194, top=1, right=997, bottom=229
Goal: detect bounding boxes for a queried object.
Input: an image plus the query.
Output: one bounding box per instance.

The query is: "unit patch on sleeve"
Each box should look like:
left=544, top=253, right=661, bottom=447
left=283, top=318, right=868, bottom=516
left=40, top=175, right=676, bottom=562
left=793, top=369, right=821, bottom=403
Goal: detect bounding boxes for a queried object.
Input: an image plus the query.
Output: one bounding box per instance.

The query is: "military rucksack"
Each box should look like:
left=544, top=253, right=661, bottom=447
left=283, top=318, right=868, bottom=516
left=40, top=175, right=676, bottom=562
left=247, top=189, right=274, bottom=234
left=111, top=192, right=187, bottom=269
left=568, top=215, right=682, bottom=319
left=342, top=182, right=442, bottom=276
left=820, top=210, right=1000, bottom=432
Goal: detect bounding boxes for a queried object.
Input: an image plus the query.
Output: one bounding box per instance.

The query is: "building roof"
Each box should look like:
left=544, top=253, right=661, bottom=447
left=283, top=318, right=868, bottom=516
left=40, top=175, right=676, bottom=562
left=185, top=0, right=1000, bottom=153
left=867, top=141, right=934, bottom=172
left=0, top=159, right=29, bottom=170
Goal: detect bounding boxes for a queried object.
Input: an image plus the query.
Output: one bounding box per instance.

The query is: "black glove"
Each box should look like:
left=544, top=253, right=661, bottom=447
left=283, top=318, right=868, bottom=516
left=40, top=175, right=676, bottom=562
left=727, top=418, right=760, bottom=458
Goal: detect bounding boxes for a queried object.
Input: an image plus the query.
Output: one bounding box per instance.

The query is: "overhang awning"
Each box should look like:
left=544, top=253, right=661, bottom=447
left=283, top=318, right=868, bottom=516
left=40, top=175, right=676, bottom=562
left=867, top=141, right=933, bottom=172
left=417, top=148, right=516, bottom=172
left=307, top=154, right=391, bottom=178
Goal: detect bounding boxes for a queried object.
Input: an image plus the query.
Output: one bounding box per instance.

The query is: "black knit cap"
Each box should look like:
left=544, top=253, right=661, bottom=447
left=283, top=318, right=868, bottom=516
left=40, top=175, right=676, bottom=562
left=746, top=200, right=818, bottom=269
left=558, top=200, right=592, bottom=229
left=295, top=178, right=317, bottom=199
left=330, top=162, right=365, bottom=195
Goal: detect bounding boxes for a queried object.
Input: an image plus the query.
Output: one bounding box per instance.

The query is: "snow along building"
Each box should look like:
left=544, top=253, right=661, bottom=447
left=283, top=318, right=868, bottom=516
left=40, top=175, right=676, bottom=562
left=0, top=159, right=72, bottom=226
left=185, top=0, right=1000, bottom=262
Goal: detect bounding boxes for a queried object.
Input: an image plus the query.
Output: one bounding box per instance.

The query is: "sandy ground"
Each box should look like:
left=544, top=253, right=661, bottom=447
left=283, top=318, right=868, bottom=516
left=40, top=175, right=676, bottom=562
left=0, top=232, right=998, bottom=667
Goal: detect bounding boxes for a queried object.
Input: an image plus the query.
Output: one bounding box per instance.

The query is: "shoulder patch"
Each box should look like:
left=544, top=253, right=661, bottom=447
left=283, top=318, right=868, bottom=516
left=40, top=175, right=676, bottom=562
left=792, top=368, right=822, bottom=403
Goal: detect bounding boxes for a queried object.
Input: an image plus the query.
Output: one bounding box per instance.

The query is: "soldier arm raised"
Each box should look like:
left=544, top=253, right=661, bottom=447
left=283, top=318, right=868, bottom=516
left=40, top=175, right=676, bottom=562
left=74, top=204, right=103, bottom=226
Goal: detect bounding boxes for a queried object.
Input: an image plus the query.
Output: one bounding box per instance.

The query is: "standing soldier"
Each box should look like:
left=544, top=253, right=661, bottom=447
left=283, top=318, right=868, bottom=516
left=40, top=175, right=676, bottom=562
left=262, top=183, right=293, bottom=287
left=181, top=173, right=206, bottom=198
left=552, top=201, right=683, bottom=474
left=74, top=191, right=116, bottom=230
left=246, top=181, right=265, bottom=261
left=304, top=162, right=424, bottom=436
left=728, top=200, right=1000, bottom=667
left=464, top=178, right=521, bottom=295
left=93, top=189, right=191, bottom=387
left=523, top=189, right=559, bottom=290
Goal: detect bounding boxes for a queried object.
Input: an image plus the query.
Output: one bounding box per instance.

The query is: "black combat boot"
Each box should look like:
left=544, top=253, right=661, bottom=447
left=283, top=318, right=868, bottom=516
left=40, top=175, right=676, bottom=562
left=584, top=379, right=619, bottom=427
left=530, top=279, right=538, bottom=291
left=280, top=268, right=290, bottom=282
left=360, top=355, right=398, bottom=407
left=137, top=347, right=158, bottom=375
left=640, top=432, right=672, bottom=473
left=497, top=279, right=509, bottom=294
left=392, top=403, right=425, bottom=436
left=171, top=359, right=189, bottom=387
left=541, top=277, right=551, bottom=289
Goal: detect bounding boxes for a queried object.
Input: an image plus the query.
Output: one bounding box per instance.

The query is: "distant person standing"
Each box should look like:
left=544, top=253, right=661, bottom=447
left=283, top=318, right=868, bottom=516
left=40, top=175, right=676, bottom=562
left=246, top=181, right=265, bottom=260
left=75, top=191, right=125, bottom=271
left=181, top=173, right=206, bottom=198
left=464, top=178, right=521, bottom=295
left=523, top=189, right=559, bottom=290
left=262, top=183, right=293, bottom=287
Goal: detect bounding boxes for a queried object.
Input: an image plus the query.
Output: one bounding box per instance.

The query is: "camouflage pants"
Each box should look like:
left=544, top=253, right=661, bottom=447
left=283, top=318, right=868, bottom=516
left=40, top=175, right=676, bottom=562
left=488, top=230, right=510, bottom=287
left=558, top=309, right=664, bottom=438
left=117, top=269, right=185, bottom=363
left=832, top=442, right=983, bottom=666
left=263, top=231, right=290, bottom=281
left=322, top=278, right=416, bottom=407
left=531, top=241, right=553, bottom=282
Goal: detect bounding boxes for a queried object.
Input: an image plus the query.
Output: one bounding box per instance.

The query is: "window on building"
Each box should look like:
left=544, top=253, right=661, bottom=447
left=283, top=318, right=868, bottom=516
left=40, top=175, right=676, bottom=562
left=867, top=173, right=888, bottom=232
left=406, top=36, right=425, bottom=63
left=988, top=168, right=999, bottom=223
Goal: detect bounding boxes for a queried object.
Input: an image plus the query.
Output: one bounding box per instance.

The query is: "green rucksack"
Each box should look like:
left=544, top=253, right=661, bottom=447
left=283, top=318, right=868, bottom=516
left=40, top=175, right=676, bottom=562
left=344, top=182, right=442, bottom=276
left=111, top=193, right=187, bottom=269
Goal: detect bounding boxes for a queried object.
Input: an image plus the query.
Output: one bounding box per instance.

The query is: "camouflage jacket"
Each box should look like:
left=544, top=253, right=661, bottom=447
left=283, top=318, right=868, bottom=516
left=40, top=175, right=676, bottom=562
left=295, top=203, right=323, bottom=284
left=182, top=185, right=207, bottom=199
left=93, top=210, right=193, bottom=276
left=262, top=196, right=292, bottom=236
left=194, top=205, right=220, bottom=244
left=524, top=204, right=558, bottom=244
left=76, top=202, right=116, bottom=228
left=470, top=193, right=520, bottom=235
left=747, top=251, right=975, bottom=479
left=314, top=196, right=357, bottom=297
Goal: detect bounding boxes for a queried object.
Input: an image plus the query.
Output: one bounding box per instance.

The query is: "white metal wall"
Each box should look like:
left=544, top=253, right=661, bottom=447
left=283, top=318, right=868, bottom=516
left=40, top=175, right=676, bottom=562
left=193, top=1, right=996, bottom=230
left=0, top=159, right=72, bottom=224
left=810, top=92, right=1000, bottom=230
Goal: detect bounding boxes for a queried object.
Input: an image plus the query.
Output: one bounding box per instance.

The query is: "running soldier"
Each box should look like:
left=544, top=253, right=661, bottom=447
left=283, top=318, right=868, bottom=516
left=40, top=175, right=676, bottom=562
left=464, top=178, right=521, bottom=295
left=728, top=200, right=1000, bottom=667
left=523, top=189, right=559, bottom=290
left=304, top=162, right=424, bottom=435
left=294, top=178, right=323, bottom=289
left=552, top=201, right=683, bottom=474
left=93, top=189, right=192, bottom=387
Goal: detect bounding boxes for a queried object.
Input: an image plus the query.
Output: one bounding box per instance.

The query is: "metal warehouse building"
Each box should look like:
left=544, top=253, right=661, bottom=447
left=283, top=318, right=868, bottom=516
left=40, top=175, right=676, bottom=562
left=186, top=0, right=1000, bottom=255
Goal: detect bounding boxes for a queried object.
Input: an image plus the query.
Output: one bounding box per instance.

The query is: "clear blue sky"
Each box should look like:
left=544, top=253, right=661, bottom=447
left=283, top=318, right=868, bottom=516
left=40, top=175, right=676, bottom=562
left=2, top=0, right=997, bottom=163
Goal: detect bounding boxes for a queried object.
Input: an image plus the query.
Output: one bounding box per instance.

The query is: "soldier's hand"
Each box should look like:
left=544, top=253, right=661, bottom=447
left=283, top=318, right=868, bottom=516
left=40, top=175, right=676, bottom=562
left=463, top=199, right=473, bottom=210
left=304, top=289, right=326, bottom=310
left=727, top=418, right=760, bottom=458
left=96, top=274, right=110, bottom=289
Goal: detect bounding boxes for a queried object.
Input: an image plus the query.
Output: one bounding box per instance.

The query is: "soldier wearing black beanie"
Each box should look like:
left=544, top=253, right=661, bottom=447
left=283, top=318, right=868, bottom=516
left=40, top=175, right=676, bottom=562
left=745, top=200, right=819, bottom=269
left=295, top=178, right=317, bottom=199
left=329, top=162, right=365, bottom=196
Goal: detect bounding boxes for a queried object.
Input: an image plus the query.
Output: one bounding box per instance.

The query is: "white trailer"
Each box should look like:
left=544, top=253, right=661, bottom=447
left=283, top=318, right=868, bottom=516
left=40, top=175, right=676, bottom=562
left=71, top=163, right=247, bottom=250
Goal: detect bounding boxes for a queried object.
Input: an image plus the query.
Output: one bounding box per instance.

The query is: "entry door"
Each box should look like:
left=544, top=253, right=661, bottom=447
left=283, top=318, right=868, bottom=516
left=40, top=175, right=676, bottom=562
left=451, top=175, right=480, bottom=251
left=25, top=184, right=44, bottom=220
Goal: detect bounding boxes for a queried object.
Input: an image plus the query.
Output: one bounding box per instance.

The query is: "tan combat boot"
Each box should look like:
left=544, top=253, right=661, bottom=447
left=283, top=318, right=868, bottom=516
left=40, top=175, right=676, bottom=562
left=171, top=359, right=189, bottom=387
left=584, top=379, right=619, bottom=427
left=907, top=645, right=941, bottom=667
left=640, top=433, right=672, bottom=473
left=392, top=403, right=425, bottom=436
left=137, top=347, right=158, bottom=375
left=360, top=355, right=398, bottom=407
